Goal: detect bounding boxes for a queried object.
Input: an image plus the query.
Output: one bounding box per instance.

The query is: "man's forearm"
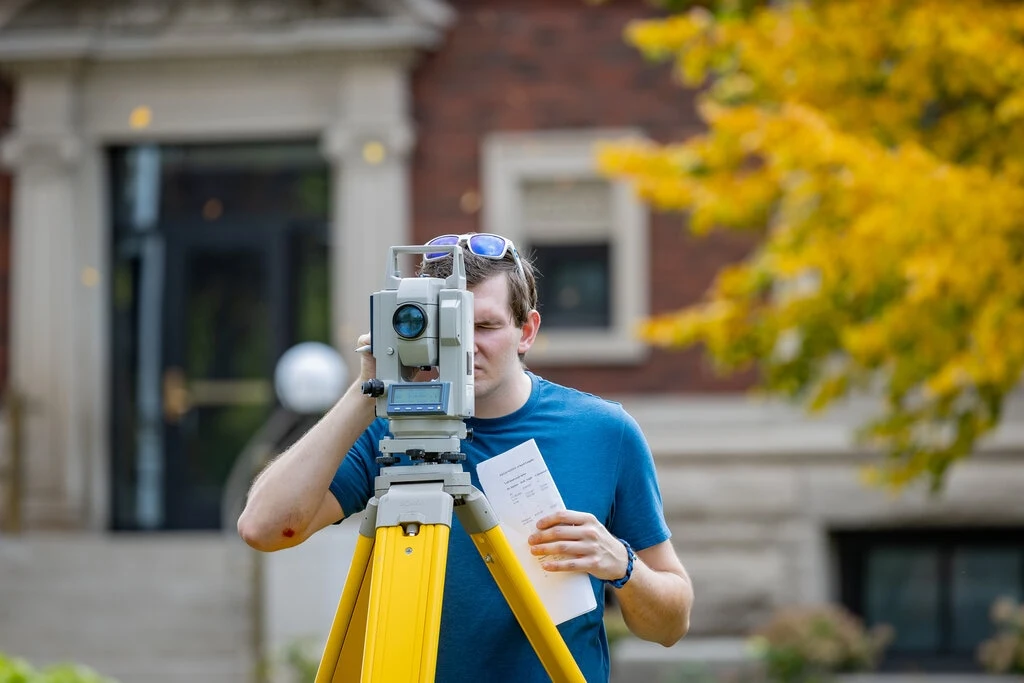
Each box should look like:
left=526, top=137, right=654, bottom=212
left=615, top=559, right=694, bottom=646
left=237, top=381, right=375, bottom=550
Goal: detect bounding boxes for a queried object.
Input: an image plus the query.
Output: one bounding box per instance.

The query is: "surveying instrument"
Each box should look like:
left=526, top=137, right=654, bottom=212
left=313, top=244, right=585, bottom=682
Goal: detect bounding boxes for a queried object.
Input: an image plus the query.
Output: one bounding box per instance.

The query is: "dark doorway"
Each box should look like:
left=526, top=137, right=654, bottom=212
left=110, top=142, right=331, bottom=530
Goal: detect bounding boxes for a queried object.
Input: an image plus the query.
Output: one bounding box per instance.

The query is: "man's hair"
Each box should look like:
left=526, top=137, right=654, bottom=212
left=418, top=243, right=538, bottom=328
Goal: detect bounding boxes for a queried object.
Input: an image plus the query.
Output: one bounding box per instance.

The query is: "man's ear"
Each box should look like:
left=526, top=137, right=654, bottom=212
left=518, top=309, right=541, bottom=355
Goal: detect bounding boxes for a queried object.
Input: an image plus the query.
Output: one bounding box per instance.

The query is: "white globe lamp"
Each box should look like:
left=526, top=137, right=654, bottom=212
left=274, top=342, right=347, bottom=414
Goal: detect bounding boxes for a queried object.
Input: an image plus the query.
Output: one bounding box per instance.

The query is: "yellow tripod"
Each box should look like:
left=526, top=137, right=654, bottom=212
left=313, top=463, right=586, bottom=683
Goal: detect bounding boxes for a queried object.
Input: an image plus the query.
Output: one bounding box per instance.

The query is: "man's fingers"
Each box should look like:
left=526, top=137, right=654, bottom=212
left=530, top=539, right=579, bottom=556
left=535, top=509, right=591, bottom=529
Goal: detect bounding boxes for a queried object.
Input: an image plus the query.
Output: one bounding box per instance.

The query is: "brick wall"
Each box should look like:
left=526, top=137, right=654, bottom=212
left=0, top=78, right=10, bottom=398
left=410, top=0, right=757, bottom=396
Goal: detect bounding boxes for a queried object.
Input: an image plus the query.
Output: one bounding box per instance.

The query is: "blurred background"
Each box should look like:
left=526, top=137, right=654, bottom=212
left=1, top=1, right=1022, bottom=682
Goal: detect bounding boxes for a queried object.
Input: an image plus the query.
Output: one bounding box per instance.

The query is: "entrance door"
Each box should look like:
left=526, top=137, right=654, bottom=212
left=110, top=142, right=331, bottom=530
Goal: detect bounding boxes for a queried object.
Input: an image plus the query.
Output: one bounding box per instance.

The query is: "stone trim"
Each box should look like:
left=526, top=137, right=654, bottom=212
left=0, top=1, right=456, bottom=62
left=615, top=391, right=1024, bottom=458
left=0, top=22, right=443, bottom=62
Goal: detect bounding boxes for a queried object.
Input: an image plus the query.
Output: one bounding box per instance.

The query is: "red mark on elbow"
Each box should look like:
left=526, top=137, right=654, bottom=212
left=282, top=528, right=296, bottom=538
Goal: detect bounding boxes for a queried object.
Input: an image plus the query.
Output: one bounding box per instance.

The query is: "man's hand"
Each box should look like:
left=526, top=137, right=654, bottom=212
left=529, top=509, right=693, bottom=646
left=355, top=333, right=376, bottom=385
left=527, top=510, right=629, bottom=581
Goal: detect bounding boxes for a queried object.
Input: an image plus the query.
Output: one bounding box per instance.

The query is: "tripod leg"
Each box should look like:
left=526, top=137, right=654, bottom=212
left=362, top=522, right=450, bottom=682
left=315, top=504, right=378, bottom=683
left=457, top=491, right=586, bottom=683
left=334, top=546, right=373, bottom=683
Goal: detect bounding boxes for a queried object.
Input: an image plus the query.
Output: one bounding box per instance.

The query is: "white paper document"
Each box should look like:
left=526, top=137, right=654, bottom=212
left=475, top=439, right=598, bottom=624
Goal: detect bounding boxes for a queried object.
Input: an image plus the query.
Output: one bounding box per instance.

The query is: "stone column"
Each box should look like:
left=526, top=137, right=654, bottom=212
left=0, top=66, right=85, bottom=528
left=322, top=59, right=415, bottom=376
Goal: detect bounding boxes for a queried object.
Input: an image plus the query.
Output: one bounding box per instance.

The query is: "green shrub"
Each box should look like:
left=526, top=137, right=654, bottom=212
left=281, top=639, right=320, bottom=683
left=978, top=596, right=1024, bottom=674
left=0, top=653, right=118, bottom=683
left=747, top=604, right=892, bottom=683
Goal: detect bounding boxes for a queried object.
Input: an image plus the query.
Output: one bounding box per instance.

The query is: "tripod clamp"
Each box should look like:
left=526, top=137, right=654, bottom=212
left=354, top=463, right=497, bottom=542
left=376, top=447, right=468, bottom=467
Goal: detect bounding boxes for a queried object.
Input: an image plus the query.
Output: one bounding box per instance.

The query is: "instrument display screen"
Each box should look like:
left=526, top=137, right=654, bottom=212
left=390, top=384, right=444, bottom=405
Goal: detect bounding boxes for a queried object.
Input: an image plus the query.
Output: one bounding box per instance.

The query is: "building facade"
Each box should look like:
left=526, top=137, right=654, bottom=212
left=0, top=1, right=1022, bottom=681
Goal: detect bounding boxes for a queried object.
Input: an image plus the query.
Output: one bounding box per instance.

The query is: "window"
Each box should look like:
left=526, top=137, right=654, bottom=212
left=533, top=242, right=611, bottom=329
left=835, top=529, right=1024, bottom=672
left=482, top=130, right=649, bottom=364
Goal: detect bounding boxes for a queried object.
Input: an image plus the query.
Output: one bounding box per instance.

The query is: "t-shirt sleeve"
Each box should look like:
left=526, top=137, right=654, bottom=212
left=607, top=407, right=671, bottom=552
left=328, top=419, right=383, bottom=520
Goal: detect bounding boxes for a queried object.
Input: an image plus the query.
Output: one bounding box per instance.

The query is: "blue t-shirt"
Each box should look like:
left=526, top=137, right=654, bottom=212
left=330, top=373, right=671, bottom=682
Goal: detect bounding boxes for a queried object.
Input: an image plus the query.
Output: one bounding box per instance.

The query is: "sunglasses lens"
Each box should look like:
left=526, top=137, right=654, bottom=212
left=467, top=234, right=508, bottom=258
left=425, top=235, right=460, bottom=260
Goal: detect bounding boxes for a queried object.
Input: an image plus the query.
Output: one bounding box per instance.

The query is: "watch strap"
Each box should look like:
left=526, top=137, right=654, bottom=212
left=607, top=538, right=635, bottom=589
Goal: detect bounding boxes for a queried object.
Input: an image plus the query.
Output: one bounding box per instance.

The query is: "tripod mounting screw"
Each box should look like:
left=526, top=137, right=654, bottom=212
left=361, top=379, right=385, bottom=397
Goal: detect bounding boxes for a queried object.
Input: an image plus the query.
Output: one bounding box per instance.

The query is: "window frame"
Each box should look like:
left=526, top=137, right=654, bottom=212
left=481, top=129, right=650, bottom=364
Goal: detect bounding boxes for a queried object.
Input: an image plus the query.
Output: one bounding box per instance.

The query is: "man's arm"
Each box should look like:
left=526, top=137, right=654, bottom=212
left=530, top=511, right=693, bottom=646
left=615, top=539, right=693, bottom=646
left=237, top=339, right=376, bottom=552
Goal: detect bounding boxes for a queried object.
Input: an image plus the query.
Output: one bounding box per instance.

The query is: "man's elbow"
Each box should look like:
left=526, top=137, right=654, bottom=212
left=659, top=580, right=694, bottom=647
left=659, top=614, right=690, bottom=647
left=237, top=506, right=289, bottom=553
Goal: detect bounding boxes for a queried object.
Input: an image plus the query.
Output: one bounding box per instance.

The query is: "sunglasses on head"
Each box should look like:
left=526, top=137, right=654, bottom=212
left=423, top=233, right=525, bottom=280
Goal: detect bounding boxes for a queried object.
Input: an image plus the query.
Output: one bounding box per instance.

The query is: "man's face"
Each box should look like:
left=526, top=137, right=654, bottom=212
left=470, top=274, right=528, bottom=401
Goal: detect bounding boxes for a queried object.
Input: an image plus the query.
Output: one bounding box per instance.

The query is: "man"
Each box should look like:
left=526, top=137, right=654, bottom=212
left=238, top=232, right=693, bottom=681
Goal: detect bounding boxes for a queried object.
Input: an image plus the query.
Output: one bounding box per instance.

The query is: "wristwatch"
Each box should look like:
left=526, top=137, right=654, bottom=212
left=607, top=538, right=636, bottom=589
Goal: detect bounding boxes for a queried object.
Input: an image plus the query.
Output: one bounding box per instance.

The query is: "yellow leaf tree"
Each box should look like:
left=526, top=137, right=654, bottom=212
left=599, top=0, right=1024, bottom=490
